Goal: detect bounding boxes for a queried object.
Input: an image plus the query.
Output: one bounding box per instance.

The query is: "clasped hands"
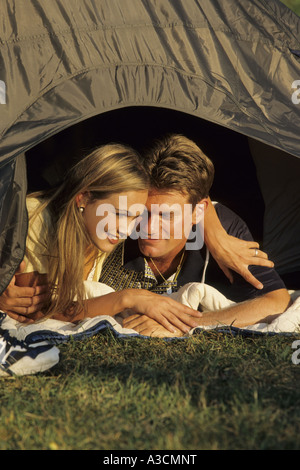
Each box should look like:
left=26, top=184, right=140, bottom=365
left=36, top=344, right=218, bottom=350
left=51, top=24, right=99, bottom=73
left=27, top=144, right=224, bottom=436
left=117, top=310, right=189, bottom=338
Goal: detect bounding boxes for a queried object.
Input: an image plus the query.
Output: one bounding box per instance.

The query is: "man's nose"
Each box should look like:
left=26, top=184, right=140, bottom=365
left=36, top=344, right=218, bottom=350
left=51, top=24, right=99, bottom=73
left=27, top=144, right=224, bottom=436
left=138, top=213, right=159, bottom=238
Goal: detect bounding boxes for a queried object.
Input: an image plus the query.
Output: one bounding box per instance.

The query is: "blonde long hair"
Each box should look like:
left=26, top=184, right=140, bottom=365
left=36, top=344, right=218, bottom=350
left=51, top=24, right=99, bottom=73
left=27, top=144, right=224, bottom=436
left=28, top=143, right=149, bottom=319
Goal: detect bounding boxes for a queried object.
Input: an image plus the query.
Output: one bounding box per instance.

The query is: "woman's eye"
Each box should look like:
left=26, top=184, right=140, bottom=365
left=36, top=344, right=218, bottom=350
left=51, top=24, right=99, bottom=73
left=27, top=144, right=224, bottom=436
left=116, top=213, right=127, bottom=220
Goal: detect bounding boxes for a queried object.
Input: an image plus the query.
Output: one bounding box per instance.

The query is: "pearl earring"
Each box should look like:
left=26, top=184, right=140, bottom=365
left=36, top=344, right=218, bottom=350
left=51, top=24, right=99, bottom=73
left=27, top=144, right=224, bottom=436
left=79, top=206, right=84, bottom=213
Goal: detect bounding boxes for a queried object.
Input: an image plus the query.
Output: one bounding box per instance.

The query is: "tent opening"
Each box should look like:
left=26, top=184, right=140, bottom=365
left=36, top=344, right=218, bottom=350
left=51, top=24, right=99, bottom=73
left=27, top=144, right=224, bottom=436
left=25, top=106, right=265, bottom=244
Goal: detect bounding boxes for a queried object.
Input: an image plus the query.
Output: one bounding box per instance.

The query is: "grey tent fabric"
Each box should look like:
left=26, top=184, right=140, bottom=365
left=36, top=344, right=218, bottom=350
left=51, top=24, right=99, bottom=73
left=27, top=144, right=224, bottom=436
left=249, top=139, right=300, bottom=278
left=0, top=153, right=28, bottom=292
left=0, top=0, right=300, bottom=293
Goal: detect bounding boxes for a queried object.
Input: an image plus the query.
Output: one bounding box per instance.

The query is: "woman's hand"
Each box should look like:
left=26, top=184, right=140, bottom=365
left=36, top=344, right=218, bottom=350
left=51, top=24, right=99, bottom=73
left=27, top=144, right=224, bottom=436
left=6, top=309, right=45, bottom=324
left=124, top=289, right=202, bottom=334
left=0, top=262, right=49, bottom=323
left=122, top=313, right=185, bottom=337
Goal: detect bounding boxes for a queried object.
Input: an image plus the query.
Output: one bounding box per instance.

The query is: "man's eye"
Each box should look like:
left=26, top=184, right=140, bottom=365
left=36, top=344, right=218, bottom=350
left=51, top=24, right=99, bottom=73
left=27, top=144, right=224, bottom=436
left=160, top=213, right=174, bottom=220
left=137, top=210, right=148, bottom=221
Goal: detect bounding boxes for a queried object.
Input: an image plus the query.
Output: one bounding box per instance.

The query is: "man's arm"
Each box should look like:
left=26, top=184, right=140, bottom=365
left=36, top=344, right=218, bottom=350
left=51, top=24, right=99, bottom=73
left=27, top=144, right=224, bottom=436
left=122, top=288, right=292, bottom=335
left=192, top=288, right=291, bottom=328
left=204, top=198, right=274, bottom=289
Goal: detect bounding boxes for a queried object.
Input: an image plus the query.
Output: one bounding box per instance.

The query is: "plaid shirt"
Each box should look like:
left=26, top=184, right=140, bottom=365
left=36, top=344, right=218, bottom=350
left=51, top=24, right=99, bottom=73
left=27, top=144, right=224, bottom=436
left=99, top=242, right=181, bottom=294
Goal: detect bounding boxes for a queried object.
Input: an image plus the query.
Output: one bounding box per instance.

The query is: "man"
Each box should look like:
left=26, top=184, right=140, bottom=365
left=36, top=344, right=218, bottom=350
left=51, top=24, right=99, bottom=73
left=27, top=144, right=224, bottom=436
left=98, top=134, right=291, bottom=336
left=0, top=135, right=290, bottom=336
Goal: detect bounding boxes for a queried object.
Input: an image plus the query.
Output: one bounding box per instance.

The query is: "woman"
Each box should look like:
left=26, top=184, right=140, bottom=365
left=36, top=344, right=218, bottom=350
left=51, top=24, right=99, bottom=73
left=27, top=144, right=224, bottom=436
left=12, top=143, right=202, bottom=334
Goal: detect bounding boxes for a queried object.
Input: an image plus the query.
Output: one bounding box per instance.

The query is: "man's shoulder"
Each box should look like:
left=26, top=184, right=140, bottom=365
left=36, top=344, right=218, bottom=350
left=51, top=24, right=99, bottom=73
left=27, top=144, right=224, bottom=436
left=214, top=202, right=253, bottom=241
left=211, top=203, right=286, bottom=301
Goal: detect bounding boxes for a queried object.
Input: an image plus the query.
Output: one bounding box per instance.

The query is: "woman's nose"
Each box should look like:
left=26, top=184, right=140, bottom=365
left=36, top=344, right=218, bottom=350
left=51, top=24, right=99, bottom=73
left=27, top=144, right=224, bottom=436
left=117, top=220, right=129, bottom=239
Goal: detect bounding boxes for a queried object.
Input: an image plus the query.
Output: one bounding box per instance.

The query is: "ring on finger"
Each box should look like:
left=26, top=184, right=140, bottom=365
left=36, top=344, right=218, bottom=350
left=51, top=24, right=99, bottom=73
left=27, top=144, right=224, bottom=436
left=254, top=248, right=259, bottom=257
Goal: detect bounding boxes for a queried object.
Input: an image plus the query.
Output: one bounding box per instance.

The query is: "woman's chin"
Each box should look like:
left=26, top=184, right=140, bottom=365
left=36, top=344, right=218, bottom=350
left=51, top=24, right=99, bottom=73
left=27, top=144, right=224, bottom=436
left=96, top=236, right=123, bottom=253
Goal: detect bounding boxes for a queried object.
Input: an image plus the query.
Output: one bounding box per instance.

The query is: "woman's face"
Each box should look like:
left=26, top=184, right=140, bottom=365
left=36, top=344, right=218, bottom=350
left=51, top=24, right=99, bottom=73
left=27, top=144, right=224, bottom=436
left=78, top=190, right=148, bottom=253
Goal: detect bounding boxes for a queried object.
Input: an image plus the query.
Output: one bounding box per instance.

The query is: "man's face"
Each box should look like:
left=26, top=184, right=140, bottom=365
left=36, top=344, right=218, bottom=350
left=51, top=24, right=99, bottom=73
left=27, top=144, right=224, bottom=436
left=137, top=189, right=206, bottom=260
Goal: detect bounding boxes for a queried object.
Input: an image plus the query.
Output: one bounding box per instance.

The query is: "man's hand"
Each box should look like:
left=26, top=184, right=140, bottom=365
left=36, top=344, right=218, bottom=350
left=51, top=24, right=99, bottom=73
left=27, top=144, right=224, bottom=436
left=0, top=261, right=48, bottom=323
left=209, top=236, right=274, bottom=290
left=125, top=289, right=203, bottom=334
left=203, top=198, right=274, bottom=290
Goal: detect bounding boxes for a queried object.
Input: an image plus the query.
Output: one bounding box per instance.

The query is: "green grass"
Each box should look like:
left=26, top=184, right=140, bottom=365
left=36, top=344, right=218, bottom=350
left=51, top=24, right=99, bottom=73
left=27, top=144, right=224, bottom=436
left=1, top=0, right=300, bottom=453
left=281, top=0, right=300, bottom=16
left=1, top=330, right=300, bottom=450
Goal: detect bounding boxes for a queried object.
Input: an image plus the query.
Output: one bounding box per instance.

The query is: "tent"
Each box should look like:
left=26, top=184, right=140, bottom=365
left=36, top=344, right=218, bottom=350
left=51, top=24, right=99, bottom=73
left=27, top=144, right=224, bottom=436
left=1, top=0, right=300, bottom=295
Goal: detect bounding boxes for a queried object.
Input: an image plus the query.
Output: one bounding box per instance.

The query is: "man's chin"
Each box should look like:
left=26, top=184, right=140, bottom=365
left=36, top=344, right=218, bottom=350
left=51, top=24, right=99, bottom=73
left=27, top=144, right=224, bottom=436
left=138, top=238, right=166, bottom=257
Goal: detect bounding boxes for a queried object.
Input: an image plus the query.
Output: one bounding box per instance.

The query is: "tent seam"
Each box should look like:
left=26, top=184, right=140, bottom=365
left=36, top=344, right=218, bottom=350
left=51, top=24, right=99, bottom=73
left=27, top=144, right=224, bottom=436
left=0, top=102, right=280, bottom=166
left=0, top=21, right=292, bottom=49
left=0, top=61, right=277, bottom=141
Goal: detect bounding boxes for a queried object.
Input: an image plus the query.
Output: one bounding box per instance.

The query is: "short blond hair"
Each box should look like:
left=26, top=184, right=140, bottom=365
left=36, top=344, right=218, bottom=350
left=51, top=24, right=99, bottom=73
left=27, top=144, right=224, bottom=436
left=144, top=134, right=214, bottom=205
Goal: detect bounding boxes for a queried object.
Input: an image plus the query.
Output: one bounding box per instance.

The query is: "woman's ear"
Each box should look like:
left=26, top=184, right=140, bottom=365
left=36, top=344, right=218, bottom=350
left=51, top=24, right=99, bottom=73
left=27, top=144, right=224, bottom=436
left=75, top=192, right=89, bottom=209
left=192, top=198, right=209, bottom=224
